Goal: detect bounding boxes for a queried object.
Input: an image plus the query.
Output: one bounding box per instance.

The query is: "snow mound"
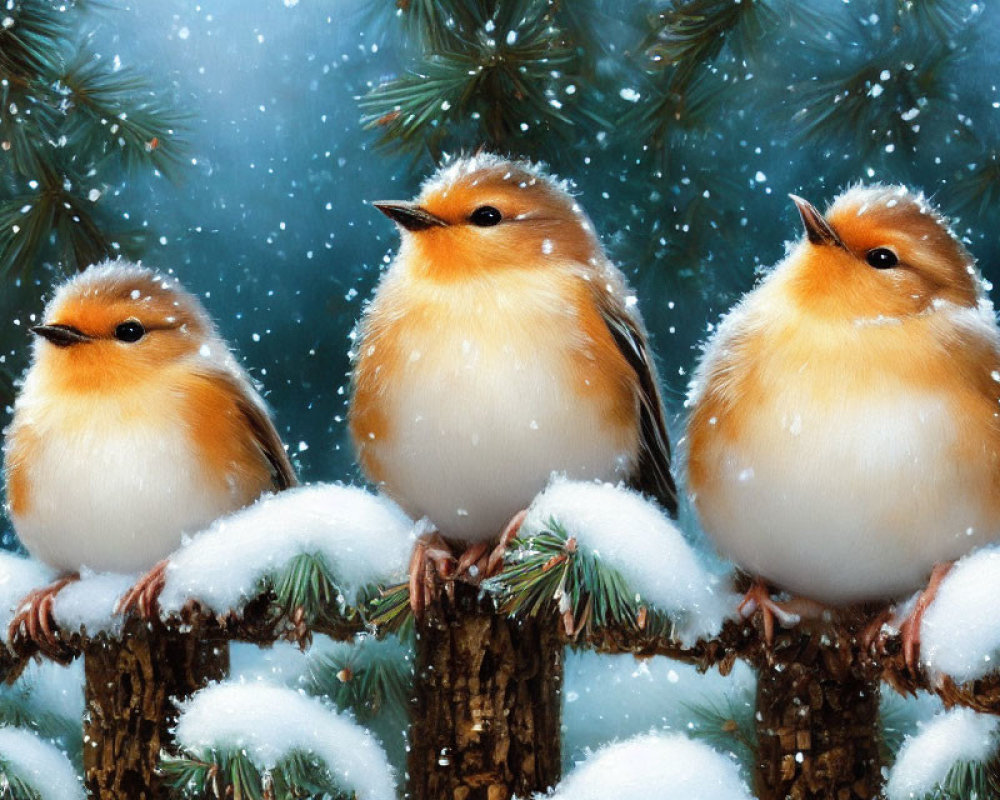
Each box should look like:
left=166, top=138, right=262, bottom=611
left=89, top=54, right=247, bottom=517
left=175, top=681, right=396, bottom=800
left=0, top=726, right=83, bottom=800
left=0, top=553, right=55, bottom=642
left=921, top=545, right=1000, bottom=681
left=523, top=480, right=736, bottom=645
left=159, top=484, right=415, bottom=616
left=885, top=707, right=999, bottom=800
left=51, top=572, right=135, bottom=638
left=533, top=733, right=752, bottom=800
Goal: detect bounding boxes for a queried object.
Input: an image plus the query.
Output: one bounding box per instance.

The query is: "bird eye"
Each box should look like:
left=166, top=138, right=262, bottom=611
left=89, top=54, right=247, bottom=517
left=866, top=247, right=899, bottom=269
left=469, top=205, right=502, bottom=227
left=114, top=320, right=145, bottom=343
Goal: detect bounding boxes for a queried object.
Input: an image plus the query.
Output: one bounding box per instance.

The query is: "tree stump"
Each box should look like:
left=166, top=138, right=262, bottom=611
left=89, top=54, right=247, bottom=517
left=82, top=618, right=228, bottom=800
left=408, top=582, right=563, bottom=800
left=754, top=623, right=882, bottom=800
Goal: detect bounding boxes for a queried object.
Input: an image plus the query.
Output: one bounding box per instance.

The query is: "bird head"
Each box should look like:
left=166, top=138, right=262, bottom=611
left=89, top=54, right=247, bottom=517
left=784, top=185, right=978, bottom=321
left=372, top=154, right=602, bottom=280
left=30, top=260, right=215, bottom=393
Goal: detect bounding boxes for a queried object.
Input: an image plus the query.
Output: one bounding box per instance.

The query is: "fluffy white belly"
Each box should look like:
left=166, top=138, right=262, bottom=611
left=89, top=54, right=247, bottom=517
left=697, top=390, right=994, bottom=603
left=377, top=340, right=633, bottom=541
left=14, top=411, right=238, bottom=573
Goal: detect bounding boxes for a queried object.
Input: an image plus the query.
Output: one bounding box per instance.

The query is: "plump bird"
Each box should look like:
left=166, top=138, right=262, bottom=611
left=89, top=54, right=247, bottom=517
left=350, top=154, right=677, bottom=610
left=687, top=185, right=1000, bottom=660
left=3, top=260, right=295, bottom=653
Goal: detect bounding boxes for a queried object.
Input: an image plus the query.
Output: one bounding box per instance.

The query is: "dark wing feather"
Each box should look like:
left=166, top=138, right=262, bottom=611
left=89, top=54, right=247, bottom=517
left=214, top=370, right=297, bottom=492
left=597, top=293, right=679, bottom=517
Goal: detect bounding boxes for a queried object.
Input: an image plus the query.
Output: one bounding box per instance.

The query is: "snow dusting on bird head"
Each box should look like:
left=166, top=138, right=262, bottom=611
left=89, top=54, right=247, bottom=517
left=372, top=153, right=604, bottom=279
left=31, top=259, right=218, bottom=389
left=780, top=184, right=981, bottom=321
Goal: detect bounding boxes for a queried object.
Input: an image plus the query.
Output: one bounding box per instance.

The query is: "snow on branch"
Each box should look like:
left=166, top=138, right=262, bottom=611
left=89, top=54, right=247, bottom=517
left=528, top=732, right=753, bottom=800
left=885, top=707, right=1000, bottom=800
left=487, top=480, right=739, bottom=649
left=158, top=484, right=414, bottom=627
left=166, top=681, right=397, bottom=800
left=0, top=725, right=84, bottom=800
left=0, top=553, right=55, bottom=638
left=920, top=546, right=1000, bottom=683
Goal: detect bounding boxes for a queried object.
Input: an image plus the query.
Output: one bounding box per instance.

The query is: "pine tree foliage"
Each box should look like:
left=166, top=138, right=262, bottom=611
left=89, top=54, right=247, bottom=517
left=0, top=0, right=187, bottom=279
left=0, top=761, right=44, bottom=800
left=161, top=749, right=353, bottom=800
left=361, top=0, right=598, bottom=160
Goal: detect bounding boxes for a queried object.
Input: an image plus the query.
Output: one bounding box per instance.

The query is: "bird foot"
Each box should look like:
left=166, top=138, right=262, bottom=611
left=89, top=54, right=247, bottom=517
left=453, top=508, right=529, bottom=582
left=408, top=530, right=456, bottom=618
left=868, top=562, right=952, bottom=674
left=116, top=559, right=169, bottom=621
left=8, top=574, right=79, bottom=662
left=738, top=580, right=828, bottom=646
left=408, top=510, right=529, bottom=618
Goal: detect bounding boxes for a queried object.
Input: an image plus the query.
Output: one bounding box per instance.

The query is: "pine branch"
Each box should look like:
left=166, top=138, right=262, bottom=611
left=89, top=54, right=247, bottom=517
left=58, top=52, right=188, bottom=178
left=485, top=519, right=680, bottom=639
left=639, top=0, right=776, bottom=90
left=683, top=686, right=758, bottom=770
left=0, top=758, right=45, bottom=800
left=304, top=637, right=412, bottom=724
left=0, top=1, right=70, bottom=83
left=360, top=0, right=584, bottom=158
left=162, top=748, right=353, bottom=800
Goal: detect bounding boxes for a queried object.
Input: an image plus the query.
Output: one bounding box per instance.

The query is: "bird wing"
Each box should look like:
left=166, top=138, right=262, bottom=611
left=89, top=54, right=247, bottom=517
left=208, top=368, right=297, bottom=492
left=595, top=288, right=679, bottom=517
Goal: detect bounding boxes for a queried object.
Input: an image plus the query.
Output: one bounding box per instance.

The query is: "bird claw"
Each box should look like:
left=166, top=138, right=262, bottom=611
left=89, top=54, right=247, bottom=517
left=8, top=575, right=78, bottom=662
left=408, top=531, right=456, bottom=619
left=868, top=562, right=952, bottom=675
left=116, top=559, right=169, bottom=621
left=738, top=580, right=803, bottom=647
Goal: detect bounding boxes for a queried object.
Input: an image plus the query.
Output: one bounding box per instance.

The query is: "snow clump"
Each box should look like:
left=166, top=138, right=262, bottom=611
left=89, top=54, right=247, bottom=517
left=532, top=732, right=752, bottom=800
left=174, top=681, right=396, bottom=800
left=159, top=484, right=415, bottom=617
left=886, top=707, right=999, bottom=800
left=522, top=479, right=737, bottom=645
left=0, top=726, right=83, bottom=800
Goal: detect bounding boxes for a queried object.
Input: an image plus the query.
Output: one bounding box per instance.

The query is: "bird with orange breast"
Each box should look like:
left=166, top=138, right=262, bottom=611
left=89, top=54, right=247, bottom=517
left=686, top=185, right=1000, bottom=666
left=3, top=260, right=295, bottom=656
left=350, top=154, right=678, bottom=614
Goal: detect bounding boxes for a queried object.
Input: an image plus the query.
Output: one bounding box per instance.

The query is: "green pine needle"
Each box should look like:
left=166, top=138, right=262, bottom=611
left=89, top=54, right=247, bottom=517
left=0, top=756, right=45, bottom=800
left=270, top=552, right=374, bottom=637
left=367, top=582, right=414, bottom=636
left=683, top=687, right=757, bottom=774
left=305, top=637, right=412, bottom=724
left=360, top=0, right=581, bottom=157
left=640, top=0, right=776, bottom=89
left=484, top=519, right=676, bottom=639
left=162, top=748, right=354, bottom=800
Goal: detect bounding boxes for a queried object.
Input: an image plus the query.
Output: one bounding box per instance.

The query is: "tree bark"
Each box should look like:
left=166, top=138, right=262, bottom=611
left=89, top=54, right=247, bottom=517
left=754, top=624, right=882, bottom=800
left=408, top=582, right=563, bottom=800
left=82, top=618, right=228, bottom=800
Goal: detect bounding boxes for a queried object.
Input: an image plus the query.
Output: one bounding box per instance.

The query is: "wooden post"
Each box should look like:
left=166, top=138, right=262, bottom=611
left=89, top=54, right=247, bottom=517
left=82, top=618, right=228, bottom=800
left=407, top=582, right=563, bottom=800
left=754, top=624, right=882, bottom=800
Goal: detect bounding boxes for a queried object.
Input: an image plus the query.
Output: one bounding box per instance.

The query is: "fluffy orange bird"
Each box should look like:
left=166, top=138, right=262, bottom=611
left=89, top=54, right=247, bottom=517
left=687, top=185, right=1000, bottom=664
left=3, top=261, right=295, bottom=655
left=350, top=154, right=678, bottom=613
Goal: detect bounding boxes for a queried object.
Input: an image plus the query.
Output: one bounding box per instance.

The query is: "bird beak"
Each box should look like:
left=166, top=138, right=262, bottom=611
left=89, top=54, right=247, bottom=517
left=790, top=194, right=846, bottom=249
left=372, top=201, right=448, bottom=232
left=31, top=324, right=93, bottom=347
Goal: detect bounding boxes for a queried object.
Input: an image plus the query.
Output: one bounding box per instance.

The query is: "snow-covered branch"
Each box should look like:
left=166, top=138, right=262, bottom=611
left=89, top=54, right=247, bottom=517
left=166, top=681, right=397, bottom=800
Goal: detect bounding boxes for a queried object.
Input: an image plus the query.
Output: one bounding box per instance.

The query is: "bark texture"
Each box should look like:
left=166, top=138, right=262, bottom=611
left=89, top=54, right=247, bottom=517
left=754, top=625, right=882, bottom=800
left=408, top=582, right=563, bottom=800
left=83, top=618, right=228, bottom=800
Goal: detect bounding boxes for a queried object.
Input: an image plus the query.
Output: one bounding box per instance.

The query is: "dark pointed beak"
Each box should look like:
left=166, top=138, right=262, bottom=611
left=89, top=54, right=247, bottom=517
left=790, top=194, right=846, bottom=249
left=31, top=324, right=92, bottom=347
left=372, top=201, right=448, bottom=232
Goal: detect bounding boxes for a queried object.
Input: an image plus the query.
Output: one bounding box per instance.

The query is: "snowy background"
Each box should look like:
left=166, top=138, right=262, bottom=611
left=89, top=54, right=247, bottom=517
left=2, top=1, right=1000, bottom=794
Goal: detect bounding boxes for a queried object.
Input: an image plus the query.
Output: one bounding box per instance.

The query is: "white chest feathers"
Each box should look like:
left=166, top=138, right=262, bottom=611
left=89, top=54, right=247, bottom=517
left=695, top=384, right=995, bottom=604
left=364, top=273, right=636, bottom=541
left=10, top=392, right=244, bottom=573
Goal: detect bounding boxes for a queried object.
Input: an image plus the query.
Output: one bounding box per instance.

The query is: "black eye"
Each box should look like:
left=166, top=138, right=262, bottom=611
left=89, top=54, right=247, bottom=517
left=866, top=248, right=899, bottom=269
left=469, top=205, right=502, bottom=227
left=114, top=320, right=145, bottom=343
